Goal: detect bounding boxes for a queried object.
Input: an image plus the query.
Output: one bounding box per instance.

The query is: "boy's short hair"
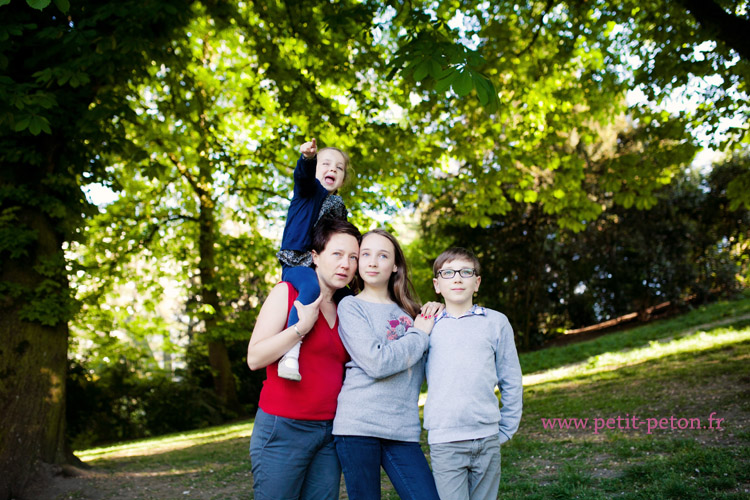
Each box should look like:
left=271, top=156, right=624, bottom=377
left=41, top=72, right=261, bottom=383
left=433, top=247, right=481, bottom=277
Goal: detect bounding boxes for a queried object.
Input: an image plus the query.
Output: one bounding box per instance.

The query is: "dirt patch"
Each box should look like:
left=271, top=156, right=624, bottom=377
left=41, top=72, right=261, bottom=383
left=24, top=464, right=255, bottom=500
left=24, top=461, right=353, bottom=500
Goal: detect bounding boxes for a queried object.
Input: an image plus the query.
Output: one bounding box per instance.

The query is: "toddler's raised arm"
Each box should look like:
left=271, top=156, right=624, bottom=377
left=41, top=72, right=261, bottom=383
left=300, top=138, right=317, bottom=159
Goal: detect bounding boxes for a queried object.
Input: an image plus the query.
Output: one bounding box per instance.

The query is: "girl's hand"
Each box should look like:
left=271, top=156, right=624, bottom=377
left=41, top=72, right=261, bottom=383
left=293, top=294, right=323, bottom=335
left=420, top=301, right=444, bottom=318
left=413, top=301, right=444, bottom=334
left=300, top=138, right=317, bottom=158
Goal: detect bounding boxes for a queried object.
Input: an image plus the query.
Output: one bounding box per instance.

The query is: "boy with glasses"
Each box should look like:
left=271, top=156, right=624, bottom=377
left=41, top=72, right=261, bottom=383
left=424, top=247, right=523, bottom=500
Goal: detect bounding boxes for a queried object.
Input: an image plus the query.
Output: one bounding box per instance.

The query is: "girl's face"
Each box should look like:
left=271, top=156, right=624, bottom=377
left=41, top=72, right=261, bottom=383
left=315, top=149, right=346, bottom=193
left=358, top=233, right=398, bottom=289
left=312, top=232, right=359, bottom=291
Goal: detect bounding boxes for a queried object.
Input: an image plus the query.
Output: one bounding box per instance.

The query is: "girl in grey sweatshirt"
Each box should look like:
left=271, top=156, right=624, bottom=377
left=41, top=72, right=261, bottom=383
left=333, top=229, right=441, bottom=500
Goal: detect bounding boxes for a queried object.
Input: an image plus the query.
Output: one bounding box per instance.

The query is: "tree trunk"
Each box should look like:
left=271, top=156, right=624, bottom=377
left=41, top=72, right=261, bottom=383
left=207, top=339, right=238, bottom=409
left=0, top=208, right=69, bottom=499
left=197, top=191, right=239, bottom=412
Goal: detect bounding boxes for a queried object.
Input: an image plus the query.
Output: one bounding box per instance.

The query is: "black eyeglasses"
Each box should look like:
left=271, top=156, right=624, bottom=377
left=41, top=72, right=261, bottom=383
left=436, top=268, right=477, bottom=279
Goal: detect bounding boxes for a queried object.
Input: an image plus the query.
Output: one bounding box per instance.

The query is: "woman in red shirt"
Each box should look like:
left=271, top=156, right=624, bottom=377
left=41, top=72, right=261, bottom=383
left=247, top=217, right=361, bottom=500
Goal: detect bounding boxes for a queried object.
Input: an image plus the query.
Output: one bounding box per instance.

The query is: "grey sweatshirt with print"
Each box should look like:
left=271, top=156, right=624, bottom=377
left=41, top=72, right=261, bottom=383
left=333, top=296, right=429, bottom=442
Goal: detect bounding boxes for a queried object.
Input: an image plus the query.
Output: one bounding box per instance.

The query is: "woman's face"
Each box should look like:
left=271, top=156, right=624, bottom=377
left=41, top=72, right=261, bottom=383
left=358, top=233, right=398, bottom=289
left=313, top=232, right=359, bottom=291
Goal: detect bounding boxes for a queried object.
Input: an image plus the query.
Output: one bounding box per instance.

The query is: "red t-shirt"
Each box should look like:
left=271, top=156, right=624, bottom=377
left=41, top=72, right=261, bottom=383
left=258, top=283, right=349, bottom=420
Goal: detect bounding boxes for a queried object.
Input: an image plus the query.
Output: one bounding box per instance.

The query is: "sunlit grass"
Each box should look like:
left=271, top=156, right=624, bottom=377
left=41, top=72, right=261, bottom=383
left=520, top=293, right=750, bottom=374
left=524, top=323, right=750, bottom=387
left=76, top=420, right=254, bottom=462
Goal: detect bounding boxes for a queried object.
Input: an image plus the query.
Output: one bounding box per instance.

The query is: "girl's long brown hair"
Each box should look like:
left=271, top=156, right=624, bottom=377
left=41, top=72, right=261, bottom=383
left=359, top=229, right=421, bottom=318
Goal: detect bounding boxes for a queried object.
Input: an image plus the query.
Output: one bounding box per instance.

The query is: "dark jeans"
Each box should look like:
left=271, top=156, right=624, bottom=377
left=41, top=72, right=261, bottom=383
left=334, top=435, right=440, bottom=500
left=250, top=408, right=340, bottom=500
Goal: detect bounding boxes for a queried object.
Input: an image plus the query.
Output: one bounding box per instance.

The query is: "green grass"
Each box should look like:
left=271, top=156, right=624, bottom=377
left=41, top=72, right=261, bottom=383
left=68, top=294, right=750, bottom=500
left=77, top=421, right=255, bottom=462
left=521, top=292, right=750, bottom=374
left=497, top=294, right=750, bottom=500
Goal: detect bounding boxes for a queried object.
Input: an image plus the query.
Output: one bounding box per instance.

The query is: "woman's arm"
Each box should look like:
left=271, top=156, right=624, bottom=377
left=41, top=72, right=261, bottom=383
left=338, top=298, right=430, bottom=380
left=246, top=283, right=321, bottom=370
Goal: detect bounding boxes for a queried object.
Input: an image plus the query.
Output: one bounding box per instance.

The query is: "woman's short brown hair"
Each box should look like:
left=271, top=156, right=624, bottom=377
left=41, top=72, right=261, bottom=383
left=311, top=216, right=362, bottom=255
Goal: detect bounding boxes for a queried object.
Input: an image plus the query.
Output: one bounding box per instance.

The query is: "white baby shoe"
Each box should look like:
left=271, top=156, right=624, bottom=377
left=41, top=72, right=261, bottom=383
left=277, top=355, right=301, bottom=381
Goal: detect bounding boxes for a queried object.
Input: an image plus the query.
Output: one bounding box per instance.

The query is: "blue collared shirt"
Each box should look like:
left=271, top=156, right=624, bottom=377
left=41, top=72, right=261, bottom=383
left=434, top=304, right=487, bottom=323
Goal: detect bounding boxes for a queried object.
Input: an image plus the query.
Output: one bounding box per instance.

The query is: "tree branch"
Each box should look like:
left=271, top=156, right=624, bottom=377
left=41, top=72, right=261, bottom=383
left=515, top=0, right=556, bottom=57
left=675, top=0, right=750, bottom=61
left=231, top=186, right=285, bottom=199
left=153, top=137, right=203, bottom=196
left=77, top=214, right=198, bottom=304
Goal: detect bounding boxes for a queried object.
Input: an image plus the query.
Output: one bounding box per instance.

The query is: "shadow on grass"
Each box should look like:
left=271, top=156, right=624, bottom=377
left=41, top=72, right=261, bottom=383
left=524, top=338, right=749, bottom=426
left=520, top=295, right=750, bottom=374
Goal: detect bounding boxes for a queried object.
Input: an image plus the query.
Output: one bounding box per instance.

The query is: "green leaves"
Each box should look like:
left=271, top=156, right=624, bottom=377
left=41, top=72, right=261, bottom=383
left=434, top=70, right=456, bottom=93
left=21, top=0, right=70, bottom=12
left=13, top=113, right=51, bottom=134
left=33, top=67, right=92, bottom=87
left=452, top=68, right=473, bottom=96
left=25, top=0, right=50, bottom=9
left=53, top=0, right=69, bottom=11
left=0, top=207, right=38, bottom=259
left=723, top=156, right=750, bottom=211
left=388, top=23, right=499, bottom=111
left=0, top=70, right=58, bottom=134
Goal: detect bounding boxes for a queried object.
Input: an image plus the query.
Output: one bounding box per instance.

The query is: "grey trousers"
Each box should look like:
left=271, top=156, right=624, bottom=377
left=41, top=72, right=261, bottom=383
left=429, top=433, right=501, bottom=500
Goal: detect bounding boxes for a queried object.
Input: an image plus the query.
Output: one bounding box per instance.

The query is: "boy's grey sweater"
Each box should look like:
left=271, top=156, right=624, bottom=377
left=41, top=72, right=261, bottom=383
left=333, top=296, right=429, bottom=442
left=424, top=308, right=523, bottom=445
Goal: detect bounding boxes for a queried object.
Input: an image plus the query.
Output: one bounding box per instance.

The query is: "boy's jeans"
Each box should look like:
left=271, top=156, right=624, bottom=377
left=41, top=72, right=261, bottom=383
left=334, top=435, right=440, bottom=500
left=429, top=433, right=501, bottom=500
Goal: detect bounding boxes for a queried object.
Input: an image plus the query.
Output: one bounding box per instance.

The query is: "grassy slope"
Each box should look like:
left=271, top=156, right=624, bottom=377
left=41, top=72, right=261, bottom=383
left=66, top=294, right=750, bottom=500
left=501, top=298, right=750, bottom=500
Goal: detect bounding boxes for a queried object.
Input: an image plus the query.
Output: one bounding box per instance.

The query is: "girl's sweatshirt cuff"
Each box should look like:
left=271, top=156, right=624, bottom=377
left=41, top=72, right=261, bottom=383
left=407, top=326, right=428, bottom=336
left=406, top=327, right=430, bottom=350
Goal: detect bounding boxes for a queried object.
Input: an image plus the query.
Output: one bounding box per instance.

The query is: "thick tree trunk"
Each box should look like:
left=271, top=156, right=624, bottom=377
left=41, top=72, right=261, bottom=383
left=207, top=339, right=238, bottom=409
left=0, top=208, right=69, bottom=500
left=197, top=193, right=239, bottom=412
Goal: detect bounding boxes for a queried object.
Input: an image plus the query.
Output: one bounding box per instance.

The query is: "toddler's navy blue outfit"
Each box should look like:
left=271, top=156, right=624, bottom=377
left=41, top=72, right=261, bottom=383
left=277, top=154, right=347, bottom=328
